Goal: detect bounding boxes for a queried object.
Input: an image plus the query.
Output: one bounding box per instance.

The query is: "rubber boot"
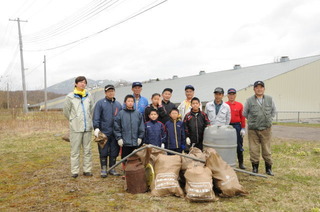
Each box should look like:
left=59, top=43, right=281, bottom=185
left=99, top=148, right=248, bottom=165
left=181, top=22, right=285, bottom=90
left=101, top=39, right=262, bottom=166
left=238, top=152, right=246, bottom=170
left=265, top=162, right=274, bottom=176
left=109, top=157, right=121, bottom=176
left=252, top=163, right=259, bottom=173
left=100, top=158, right=108, bottom=178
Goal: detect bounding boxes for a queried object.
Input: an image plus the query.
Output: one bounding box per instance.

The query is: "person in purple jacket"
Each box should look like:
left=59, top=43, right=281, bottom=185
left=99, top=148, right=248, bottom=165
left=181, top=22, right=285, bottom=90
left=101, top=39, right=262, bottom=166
left=165, top=108, right=186, bottom=154
left=144, top=109, right=166, bottom=147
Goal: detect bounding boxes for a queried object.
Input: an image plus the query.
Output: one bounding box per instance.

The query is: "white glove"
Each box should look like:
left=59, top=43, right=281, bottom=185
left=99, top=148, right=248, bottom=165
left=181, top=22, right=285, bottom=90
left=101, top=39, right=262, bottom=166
left=161, top=143, right=165, bottom=149
left=94, top=128, right=100, bottom=137
left=118, top=139, right=124, bottom=147
left=240, top=129, right=246, bottom=137
left=186, top=137, right=191, bottom=145
left=137, top=138, right=142, bottom=146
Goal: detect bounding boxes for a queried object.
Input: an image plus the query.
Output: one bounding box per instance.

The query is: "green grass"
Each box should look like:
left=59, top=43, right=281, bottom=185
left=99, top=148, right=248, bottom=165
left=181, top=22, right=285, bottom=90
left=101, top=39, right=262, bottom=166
left=0, top=111, right=320, bottom=211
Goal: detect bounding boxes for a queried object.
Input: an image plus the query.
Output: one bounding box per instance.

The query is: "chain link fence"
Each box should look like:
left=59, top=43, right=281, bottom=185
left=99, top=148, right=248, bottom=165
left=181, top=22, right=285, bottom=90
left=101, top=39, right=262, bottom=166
left=275, top=111, right=320, bottom=123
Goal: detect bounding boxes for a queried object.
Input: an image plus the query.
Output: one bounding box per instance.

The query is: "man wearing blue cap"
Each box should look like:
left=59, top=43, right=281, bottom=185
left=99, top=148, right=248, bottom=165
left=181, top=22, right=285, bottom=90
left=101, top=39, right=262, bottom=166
left=131, top=82, right=148, bottom=114
left=243, top=81, right=276, bottom=176
left=226, top=88, right=246, bottom=169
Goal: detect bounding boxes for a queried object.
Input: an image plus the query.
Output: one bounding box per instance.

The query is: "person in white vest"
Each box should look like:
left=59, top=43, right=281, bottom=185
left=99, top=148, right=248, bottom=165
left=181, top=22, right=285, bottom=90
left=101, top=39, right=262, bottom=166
left=178, top=85, right=202, bottom=120
left=205, top=87, right=231, bottom=126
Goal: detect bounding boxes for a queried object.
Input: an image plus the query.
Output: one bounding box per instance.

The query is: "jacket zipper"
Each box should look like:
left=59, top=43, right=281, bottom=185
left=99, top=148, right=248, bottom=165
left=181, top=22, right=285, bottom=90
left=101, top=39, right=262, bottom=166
left=130, top=112, right=133, bottom=146
left=195, top=114, right=199, bottom=144
left=174, top=120, right=178, bottom=148
left=81, top=98, right=87, bottom=131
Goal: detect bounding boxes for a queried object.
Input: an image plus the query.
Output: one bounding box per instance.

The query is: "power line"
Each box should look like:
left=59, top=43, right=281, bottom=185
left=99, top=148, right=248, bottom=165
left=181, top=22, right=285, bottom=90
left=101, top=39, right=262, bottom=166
left=26, top=0, right=167, bottom=52
left=24, top=0, right=123, bottom=43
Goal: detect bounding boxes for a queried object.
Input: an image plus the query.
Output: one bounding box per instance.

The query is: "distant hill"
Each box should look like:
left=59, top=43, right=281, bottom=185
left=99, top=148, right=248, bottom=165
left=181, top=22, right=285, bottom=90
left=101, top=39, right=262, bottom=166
left=47, top=78, right=116, bottom=94
left=0, top=90, right=64, bottom=109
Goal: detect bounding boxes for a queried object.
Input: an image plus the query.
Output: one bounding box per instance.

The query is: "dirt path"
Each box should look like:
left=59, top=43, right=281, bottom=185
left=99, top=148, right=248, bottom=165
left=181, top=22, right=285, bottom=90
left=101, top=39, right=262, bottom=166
left=272, top=125, right=320, bottom=141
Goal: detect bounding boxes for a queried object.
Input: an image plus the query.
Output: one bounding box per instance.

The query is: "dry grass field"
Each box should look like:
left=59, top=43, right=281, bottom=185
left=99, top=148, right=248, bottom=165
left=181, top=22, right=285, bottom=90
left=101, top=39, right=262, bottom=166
left=0, top=110, right=319, bottom=211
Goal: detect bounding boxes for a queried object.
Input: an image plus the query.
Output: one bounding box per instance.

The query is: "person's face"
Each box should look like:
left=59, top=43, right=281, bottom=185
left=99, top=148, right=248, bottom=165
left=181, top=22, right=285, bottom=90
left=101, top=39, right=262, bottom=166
left=149, top=111, right=159, bottom=121
left=125, top=98, right=134, bottom=109
left=214, top=92, right=224, bottom=102
left=191, top=100, right=200, bottom=111
left=227, top=93, right=236, bottom=102
left=254, top=85, right=265, bottom=96
left=151, top=95, right=161, bottom=105
left=132, top=86, right=142, bottom=95
left=75, top=80, right=87, bottom=90
left=185, top=89, right=194, bottom=99
left=170, top=110, right=179, bottom=120
left=105, top=89, right=115, bottom=99
left=162, top=91, right=172, bottom=101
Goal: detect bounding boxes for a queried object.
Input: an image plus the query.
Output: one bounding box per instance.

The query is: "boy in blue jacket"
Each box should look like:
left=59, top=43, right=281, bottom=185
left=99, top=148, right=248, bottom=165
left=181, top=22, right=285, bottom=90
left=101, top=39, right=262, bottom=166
left=165, top=108, right=186, bottom=154
left=145, top=109, right=166, bottom=147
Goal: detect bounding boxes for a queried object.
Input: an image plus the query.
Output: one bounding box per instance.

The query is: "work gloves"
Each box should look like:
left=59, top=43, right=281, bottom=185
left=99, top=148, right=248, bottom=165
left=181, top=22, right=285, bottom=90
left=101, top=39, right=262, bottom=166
left=118, top=139, right=124, bottom=147
left=161, top=143, right=165, bottom=149
left=240, top=128, right=246, bottom=137
left=94, top=128, right=100, bottom=137
left=137, top=138, right=142, bottom=146
left=186, top=137, right=191, bottom=145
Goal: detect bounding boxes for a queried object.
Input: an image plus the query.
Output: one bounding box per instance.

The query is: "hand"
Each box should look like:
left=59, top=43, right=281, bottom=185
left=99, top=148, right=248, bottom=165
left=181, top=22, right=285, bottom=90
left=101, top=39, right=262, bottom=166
left=161, top=143, right=165, bottom=149
left=240, top=129, right=246, bottom=137
left=118, top=139, right=124, bottom=147
left=94, top=128, right=100, bottom=137
left=158, top=97, right=162, bottom=106
left=186, top=137, right=191, bottom=145
left=137, top=138, right=142, bottom=146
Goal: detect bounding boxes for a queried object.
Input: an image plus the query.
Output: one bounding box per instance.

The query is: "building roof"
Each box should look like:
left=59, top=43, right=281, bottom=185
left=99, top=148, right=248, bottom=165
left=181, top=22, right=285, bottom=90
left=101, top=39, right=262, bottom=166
left=31, top=54, right=320, bottom=110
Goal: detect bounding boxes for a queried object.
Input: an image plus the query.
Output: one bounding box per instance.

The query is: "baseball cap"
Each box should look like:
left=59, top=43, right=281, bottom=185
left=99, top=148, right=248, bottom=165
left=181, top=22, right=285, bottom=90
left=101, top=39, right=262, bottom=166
left=214, top=87, right=224, bottom=94
left=104, top=84, right=115, bottom=91
left=132, top=82, right=142, bottom=88
left=185, top=85, right=195, bottom=91
left=254, top=81, right=265, bottom=87
left=162, top=88, right=173, bottom=93
left=227, top=88, right=237, bottom=94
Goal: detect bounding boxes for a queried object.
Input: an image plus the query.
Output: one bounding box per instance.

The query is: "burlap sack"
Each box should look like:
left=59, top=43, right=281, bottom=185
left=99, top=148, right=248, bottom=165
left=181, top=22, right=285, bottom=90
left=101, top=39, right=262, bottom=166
left=94, top=131, right=108, bottom=148
left=62, top=132, right=70, bottom=142
left=204, top=148, right=248, bottom=197
left=181, top=147, right=206, bottom=170
left=151, top=154, right=184, bottom=197
left=185, top=164, right=217, bottom=202
left=135, top=145, right=166, bottom=166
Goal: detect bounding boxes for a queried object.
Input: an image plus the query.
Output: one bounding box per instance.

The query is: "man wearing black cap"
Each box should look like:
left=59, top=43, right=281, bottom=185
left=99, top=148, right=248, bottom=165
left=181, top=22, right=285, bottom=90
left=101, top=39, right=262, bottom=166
left=131, top=82, right=148, bottom=114
left=243, top=81, right=276, bottom=176
left=205, top=87, right=231, bottom=126
left=93, top=85, right=122, bottom=177
left=161, top=88, right=176, bottom=124
left=226, top=88, right=246, bottom=169
left=178, top=85, right=202, bottom=120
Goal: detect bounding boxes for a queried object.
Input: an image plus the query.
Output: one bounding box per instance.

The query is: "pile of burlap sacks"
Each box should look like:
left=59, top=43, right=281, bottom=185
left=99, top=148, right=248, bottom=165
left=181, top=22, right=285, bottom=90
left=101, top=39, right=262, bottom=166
left=133, top=146, right=248, bottom=202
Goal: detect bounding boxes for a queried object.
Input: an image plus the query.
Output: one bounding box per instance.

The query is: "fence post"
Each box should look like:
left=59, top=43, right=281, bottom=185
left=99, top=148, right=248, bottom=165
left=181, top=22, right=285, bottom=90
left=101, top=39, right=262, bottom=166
left=276, top=112, right=278, bottom=123
left=297, top=112, right=300, bottom=123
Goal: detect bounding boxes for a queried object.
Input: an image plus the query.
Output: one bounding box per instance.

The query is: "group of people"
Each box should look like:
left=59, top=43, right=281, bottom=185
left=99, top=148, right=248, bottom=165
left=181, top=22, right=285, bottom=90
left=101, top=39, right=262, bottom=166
left=63, top=76, right=276, bottom=179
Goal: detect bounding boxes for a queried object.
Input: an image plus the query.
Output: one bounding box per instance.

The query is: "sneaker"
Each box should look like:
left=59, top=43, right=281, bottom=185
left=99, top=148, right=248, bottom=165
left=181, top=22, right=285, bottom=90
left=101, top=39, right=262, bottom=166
left=71, top=174, right=78, bottom=178
left=109, top=169, right=121, bottom=176
left=83, top=172, right=93, bottom=177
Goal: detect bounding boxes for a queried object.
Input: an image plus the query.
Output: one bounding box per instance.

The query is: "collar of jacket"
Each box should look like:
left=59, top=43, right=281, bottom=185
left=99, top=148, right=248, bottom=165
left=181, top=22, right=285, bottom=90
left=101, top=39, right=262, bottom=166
left=105, top=97, right=115, bottom=102
left=124, top=107, right=135, bottom=112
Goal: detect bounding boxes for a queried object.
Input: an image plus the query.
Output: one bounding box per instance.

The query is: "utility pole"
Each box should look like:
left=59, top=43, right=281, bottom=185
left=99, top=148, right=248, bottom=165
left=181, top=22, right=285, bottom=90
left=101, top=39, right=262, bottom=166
left=9, top=18, right=28, bottom=113
left=43, top=55, right=48, bottom=112
left=7, top=83, right=10, bottom=109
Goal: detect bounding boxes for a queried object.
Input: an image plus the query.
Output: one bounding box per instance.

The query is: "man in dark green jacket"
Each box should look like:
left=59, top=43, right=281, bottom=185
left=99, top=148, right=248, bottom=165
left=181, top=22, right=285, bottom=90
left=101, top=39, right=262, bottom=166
left=243, top=81, right=276, bottom=176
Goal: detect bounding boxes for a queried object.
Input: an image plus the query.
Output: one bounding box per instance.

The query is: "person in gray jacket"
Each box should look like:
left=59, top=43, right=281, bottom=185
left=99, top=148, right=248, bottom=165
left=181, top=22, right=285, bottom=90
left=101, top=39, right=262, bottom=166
left=114, top=94, right=145, bottom=161
left=205, top=87, right=231, bottom=126
left=63, top=76, right=94, bottom=178
left=243, top=81, right=276, bottom=176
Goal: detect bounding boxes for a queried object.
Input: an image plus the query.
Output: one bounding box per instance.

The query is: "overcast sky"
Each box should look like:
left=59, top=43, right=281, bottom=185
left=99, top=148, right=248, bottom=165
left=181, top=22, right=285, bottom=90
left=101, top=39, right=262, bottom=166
left=0, top=0, right=319, bottom=90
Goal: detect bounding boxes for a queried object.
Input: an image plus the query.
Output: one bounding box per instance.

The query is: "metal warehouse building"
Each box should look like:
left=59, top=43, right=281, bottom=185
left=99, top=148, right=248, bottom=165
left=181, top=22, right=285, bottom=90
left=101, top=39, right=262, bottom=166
left=32, top=55, right=320, bottom=122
